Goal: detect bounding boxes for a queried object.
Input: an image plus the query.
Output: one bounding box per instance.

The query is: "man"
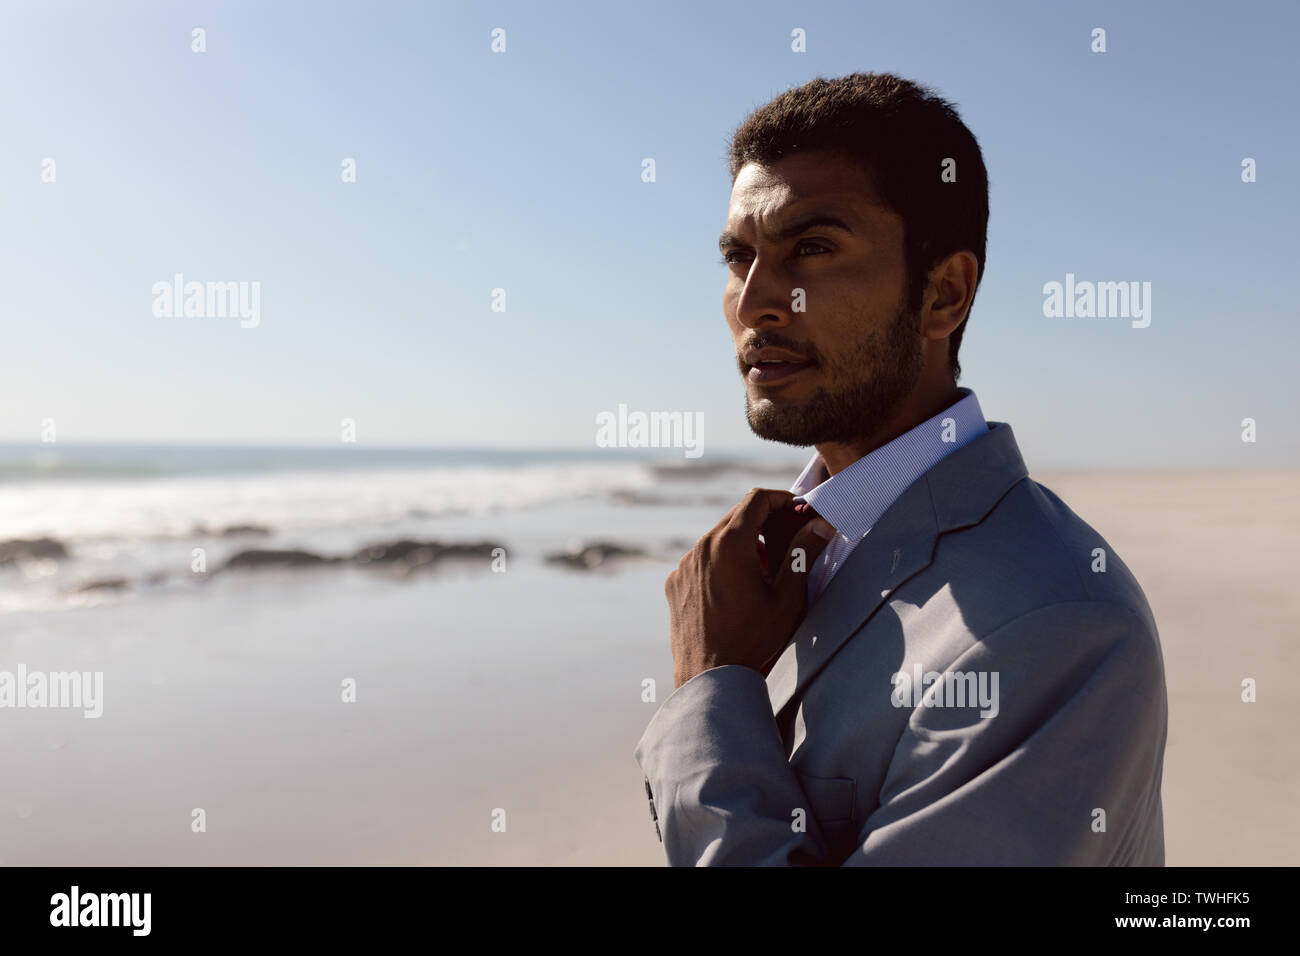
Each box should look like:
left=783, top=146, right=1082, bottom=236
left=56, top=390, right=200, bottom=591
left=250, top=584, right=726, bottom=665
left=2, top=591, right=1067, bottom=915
left=633, top=73, right=1168, bottom=866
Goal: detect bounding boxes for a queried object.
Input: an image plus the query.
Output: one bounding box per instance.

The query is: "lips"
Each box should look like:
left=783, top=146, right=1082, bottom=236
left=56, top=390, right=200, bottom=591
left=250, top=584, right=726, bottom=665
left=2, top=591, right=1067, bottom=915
left=743, top=346, right=807, bottom=367
left=744, top=347, right=813, bottom=385
left=747, top=359, right=812, bottom=385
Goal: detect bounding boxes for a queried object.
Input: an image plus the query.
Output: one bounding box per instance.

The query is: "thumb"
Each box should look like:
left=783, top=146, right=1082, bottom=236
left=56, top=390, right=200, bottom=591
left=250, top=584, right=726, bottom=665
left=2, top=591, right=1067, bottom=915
left=772, top=517, right=835, bottom=597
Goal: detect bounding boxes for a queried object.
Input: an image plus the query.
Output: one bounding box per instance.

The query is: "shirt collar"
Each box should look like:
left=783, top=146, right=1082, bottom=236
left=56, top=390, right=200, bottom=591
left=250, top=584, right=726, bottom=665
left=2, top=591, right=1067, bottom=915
left=789, top=387, right=988, bottom=542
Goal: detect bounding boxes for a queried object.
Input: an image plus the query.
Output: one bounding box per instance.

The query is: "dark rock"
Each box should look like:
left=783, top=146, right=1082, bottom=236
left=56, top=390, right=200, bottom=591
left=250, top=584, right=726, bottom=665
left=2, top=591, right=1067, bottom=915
left=0, top=537, right=69, bottom=565
left=65, top=577, right=130, bottom=594
left=194, top=523, right=272, bottom=537
left=610, top=490, right=669, bottom=505
left=545, top=541, right=647, bottom=570
left=433, top=541, right=501, bottom=560
left=352, top=539, right=501, bottom=572
left=217, top=541, right=503, bottom=574
left=221, top=548, right=340, bottom=570
left=649, top=459, right=797, bottom=481
left=219, top=523, right=272, bottom=537
left=610, top=489, right=736, bottom=507
left=650, top=460, right=738, bottom=481
left=354, top=540, right=440, bottom=571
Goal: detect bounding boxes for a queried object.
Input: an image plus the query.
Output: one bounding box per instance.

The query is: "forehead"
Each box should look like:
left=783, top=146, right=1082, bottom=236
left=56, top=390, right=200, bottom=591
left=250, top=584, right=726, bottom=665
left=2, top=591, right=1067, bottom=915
left=725, top=150, right=892, bottom=231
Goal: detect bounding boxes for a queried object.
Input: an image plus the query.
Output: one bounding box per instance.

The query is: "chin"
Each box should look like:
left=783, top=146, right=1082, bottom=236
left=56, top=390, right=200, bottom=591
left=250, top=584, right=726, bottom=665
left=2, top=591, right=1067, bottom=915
left=745, top=407, right=820, bottom=447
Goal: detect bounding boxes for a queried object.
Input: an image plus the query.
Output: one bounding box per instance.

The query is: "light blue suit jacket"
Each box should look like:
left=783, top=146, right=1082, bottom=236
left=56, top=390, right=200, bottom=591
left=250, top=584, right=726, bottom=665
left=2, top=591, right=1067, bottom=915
left=634, top=421, right=1168, bottom=865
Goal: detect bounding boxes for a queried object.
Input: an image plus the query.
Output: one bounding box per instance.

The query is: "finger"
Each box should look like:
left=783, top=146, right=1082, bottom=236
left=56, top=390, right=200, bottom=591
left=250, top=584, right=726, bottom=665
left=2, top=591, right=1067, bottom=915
left=716, top=489, right=796, bottom=574
left=724, top=488, right=796, bottom=537
left=680, top=499, right=748, bottom=564
left=703, top=494, right=752, bottom=539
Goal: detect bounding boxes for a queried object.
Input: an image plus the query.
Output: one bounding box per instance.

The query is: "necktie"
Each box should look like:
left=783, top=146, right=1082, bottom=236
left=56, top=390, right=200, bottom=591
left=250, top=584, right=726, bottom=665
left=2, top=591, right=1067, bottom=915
left=792, top=499, right=843, bottom=604
left=757, top=498, right=821, bottom=577
left=794, top=500, right=835, bottom=603
left=757, top=499, right=828, bottom=676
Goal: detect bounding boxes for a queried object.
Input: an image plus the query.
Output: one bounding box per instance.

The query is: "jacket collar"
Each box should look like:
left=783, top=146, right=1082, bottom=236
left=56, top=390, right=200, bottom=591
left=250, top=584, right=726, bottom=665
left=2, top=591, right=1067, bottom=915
left=764, top=420, right=1030, bottom=720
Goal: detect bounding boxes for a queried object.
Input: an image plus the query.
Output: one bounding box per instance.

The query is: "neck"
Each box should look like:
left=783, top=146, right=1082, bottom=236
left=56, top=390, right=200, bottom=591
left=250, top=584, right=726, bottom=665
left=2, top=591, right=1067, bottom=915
left=815, top=384, right=963, bottom=477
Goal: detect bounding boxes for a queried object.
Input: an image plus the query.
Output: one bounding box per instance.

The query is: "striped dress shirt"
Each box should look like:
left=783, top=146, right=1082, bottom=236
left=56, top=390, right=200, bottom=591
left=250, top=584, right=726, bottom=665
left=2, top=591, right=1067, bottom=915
left=789, top=387, right=988, bottom=604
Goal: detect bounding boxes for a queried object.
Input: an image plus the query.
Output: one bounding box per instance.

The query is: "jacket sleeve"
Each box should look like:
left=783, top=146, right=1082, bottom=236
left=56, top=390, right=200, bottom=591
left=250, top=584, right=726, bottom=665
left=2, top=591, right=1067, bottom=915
left=634, top=664, right=836, bottom=865
left=633, top=600, right=1168, bottom=866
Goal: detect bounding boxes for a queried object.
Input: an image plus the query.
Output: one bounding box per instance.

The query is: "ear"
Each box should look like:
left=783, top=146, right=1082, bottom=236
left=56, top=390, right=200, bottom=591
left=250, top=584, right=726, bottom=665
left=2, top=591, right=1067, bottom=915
left=922, top=250, right=978, bottom=341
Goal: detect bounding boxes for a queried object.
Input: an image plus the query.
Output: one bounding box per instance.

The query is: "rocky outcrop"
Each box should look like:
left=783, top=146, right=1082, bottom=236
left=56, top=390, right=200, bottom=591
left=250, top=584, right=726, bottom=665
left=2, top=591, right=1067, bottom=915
left=352, top=539, right=501, bottom=574
left=545, top=541, right=647, bottom=570
left=0, top=537, right=69, bottom=565
left=221, top=548, right=341, bottom=570
left=65, top=577, right=130, bottom=594
left=218, top=540, right=502, bottom=574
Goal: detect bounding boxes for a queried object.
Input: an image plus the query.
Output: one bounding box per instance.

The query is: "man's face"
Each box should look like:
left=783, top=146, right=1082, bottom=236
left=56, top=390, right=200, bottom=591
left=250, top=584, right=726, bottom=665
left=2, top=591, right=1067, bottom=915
left=720, top=149, right=923, bottom=446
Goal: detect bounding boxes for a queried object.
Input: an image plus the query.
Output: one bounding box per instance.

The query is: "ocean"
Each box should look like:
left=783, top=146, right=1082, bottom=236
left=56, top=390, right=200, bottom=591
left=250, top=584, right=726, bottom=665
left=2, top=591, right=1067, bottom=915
left=0, top=442, right=803, bottom=615
left=0, top=441, right=806, bottom=863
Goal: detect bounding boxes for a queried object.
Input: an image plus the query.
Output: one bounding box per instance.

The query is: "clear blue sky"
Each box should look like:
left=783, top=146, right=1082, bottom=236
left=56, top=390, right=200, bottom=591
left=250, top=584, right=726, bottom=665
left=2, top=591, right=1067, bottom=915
left=2, top=0, right=1296, bottom=469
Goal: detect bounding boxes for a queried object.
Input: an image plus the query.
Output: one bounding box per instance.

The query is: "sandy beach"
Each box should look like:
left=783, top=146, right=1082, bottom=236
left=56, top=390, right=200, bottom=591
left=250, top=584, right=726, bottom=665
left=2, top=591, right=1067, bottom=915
left=1, top=467, right=1296, bottom=866
left=435, top=469, right=1300, bottom=866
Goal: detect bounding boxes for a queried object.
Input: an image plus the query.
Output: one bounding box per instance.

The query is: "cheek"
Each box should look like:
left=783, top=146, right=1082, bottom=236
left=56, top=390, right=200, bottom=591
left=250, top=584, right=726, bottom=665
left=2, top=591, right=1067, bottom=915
left=723, top=298, right=744, bottom=337
left=817, top=282, right=891, bottom=342
left=825, top=258, right=896, bottom=308
left=722, top=282, right=740, bottom=313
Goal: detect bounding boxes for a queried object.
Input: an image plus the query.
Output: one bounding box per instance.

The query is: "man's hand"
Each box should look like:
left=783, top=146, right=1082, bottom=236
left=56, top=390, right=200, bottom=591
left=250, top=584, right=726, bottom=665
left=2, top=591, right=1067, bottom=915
left=665, top=488, right=835, bottom=689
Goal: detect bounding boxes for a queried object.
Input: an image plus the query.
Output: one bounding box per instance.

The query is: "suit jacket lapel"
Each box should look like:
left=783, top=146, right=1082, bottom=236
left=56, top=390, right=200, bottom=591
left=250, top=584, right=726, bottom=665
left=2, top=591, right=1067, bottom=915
left=764, top=421, right=1029, bottom=721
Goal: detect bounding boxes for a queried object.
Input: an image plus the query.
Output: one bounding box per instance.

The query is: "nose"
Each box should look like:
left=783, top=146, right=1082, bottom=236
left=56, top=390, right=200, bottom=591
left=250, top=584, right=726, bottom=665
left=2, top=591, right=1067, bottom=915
left=728, top=256, right=797, bottom=332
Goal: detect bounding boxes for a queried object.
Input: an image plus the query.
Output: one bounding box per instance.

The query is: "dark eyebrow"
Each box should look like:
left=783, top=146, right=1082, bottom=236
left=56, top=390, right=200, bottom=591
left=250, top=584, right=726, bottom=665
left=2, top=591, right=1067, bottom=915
left=717, top=212, right=856, bottom=253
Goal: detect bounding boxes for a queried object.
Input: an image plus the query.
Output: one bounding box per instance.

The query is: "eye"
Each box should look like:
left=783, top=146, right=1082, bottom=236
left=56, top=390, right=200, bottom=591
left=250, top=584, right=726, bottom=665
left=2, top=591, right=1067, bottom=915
left=794, top=240, right=830, bottom=257
left=718, top=241, right=829, bottom=266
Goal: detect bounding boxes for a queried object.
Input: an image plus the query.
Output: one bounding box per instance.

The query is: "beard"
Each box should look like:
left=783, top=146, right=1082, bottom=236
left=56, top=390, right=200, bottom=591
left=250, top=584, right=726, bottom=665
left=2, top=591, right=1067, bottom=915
left=743, top=298, right=923, bottom=447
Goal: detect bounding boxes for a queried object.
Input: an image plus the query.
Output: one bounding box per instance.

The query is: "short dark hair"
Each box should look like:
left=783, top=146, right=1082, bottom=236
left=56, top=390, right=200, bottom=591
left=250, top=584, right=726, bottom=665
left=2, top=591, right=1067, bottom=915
left=726, top=72, right=989, bottom=382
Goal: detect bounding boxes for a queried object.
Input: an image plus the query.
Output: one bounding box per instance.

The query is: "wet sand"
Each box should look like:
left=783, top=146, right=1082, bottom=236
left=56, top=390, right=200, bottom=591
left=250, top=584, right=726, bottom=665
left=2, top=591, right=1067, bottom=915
left=1, top=472, right=1295, bottom=866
